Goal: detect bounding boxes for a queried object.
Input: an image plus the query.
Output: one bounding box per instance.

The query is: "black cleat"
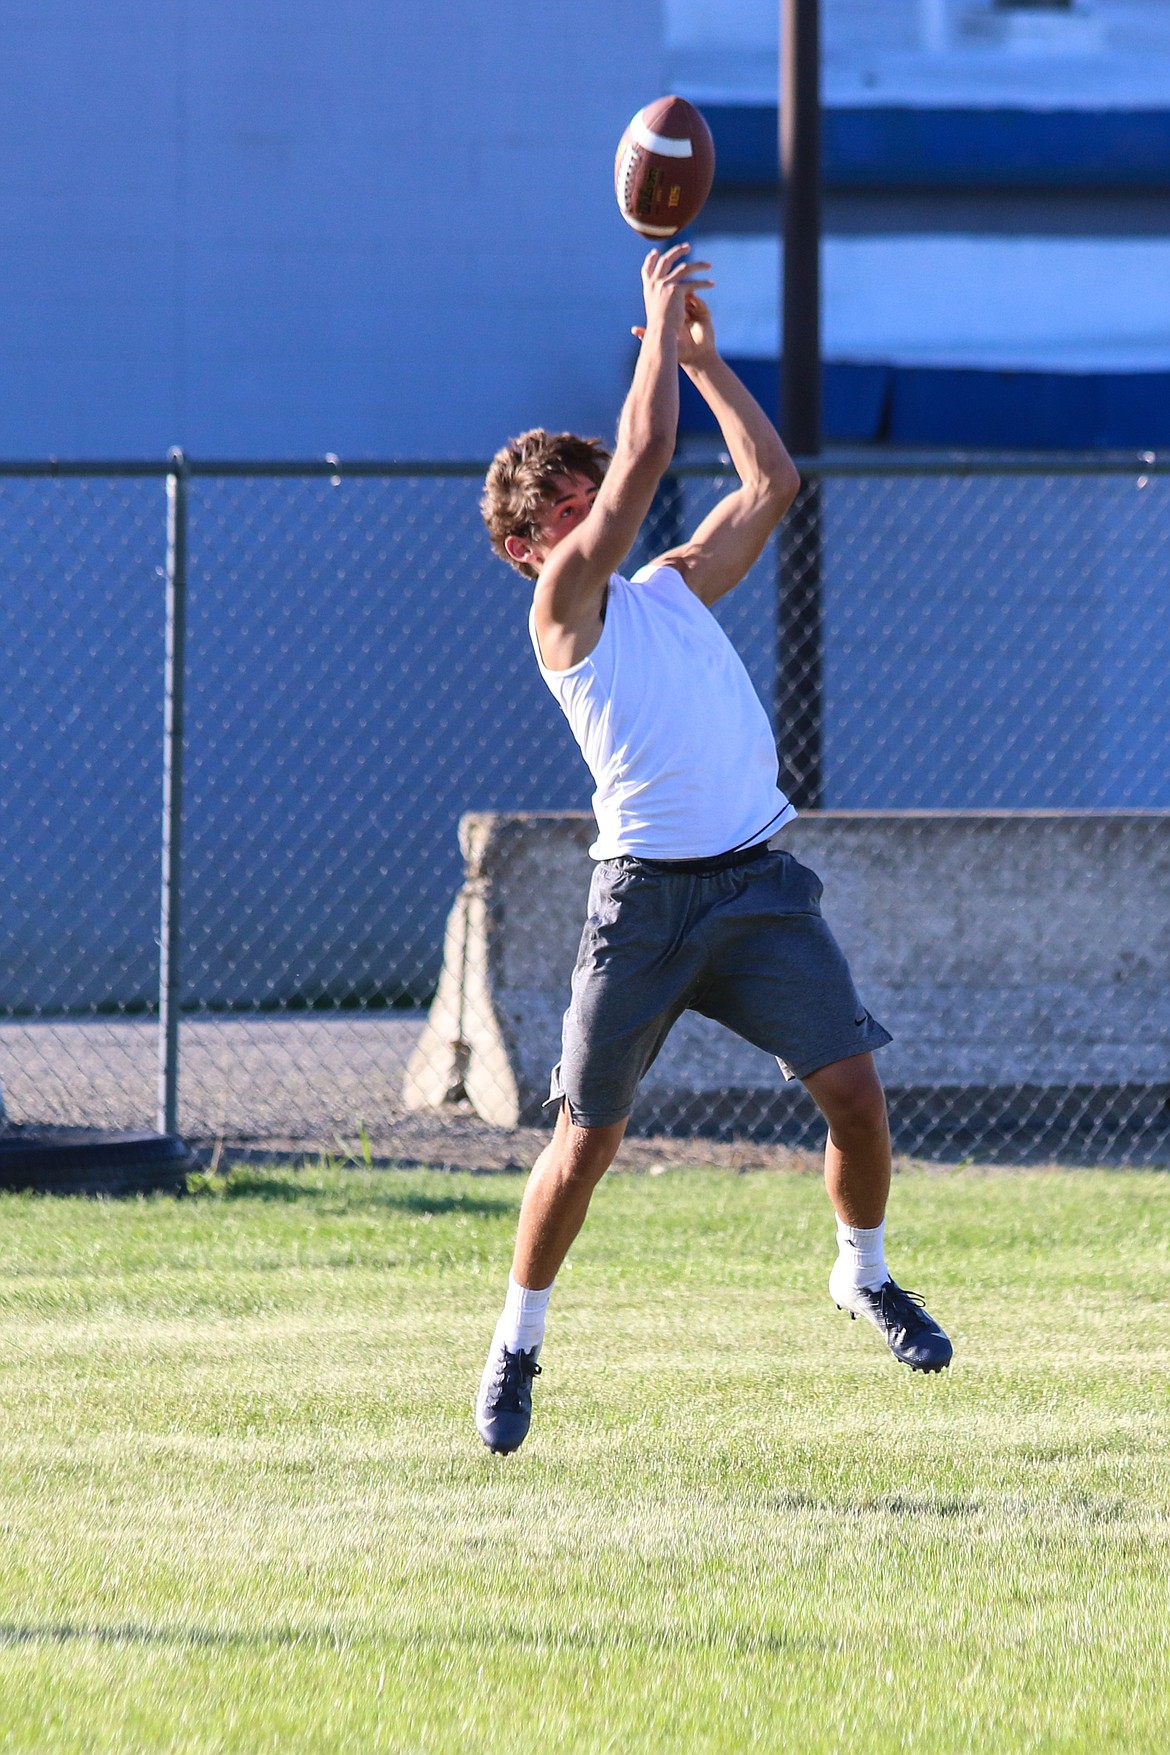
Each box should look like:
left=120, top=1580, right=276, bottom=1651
left=830, top=1274, right=952, bottom=1373
left=475, top=1340, right=542, bottom=1454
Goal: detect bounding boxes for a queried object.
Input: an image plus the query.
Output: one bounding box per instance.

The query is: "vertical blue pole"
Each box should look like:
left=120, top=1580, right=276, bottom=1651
left=158, top=449, right=188, bottom=1135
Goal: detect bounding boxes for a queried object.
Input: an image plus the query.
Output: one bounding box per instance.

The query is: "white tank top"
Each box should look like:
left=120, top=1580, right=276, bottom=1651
left=529, top=563, right=796, bottom=860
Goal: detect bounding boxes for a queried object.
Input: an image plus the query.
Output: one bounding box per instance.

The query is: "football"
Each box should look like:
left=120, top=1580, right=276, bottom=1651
left=614, top=96, right=716, bottom=239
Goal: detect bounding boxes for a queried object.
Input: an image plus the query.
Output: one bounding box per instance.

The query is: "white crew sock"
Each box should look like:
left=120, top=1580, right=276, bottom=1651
left=494, top=1274, right=554, bottom=1355
left=833, top=1218, right=888, bottom=1293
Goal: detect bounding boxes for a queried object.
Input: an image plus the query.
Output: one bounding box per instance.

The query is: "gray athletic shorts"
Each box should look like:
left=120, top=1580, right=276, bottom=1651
left=546, top=846, right=892, bottom=1129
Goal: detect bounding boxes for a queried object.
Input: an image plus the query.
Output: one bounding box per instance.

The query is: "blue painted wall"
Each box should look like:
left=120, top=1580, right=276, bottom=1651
left=681, top=359, right=1170, bottom=451
left=706, top=103, right=1170, bottom=189
left=4, top=469, right=1165, bottom=1013
left=0, top=1, right=663, bottom=458
left=2, top=6, right=1168, bottom=1014
left=814, top=475, right=1170, bottom=811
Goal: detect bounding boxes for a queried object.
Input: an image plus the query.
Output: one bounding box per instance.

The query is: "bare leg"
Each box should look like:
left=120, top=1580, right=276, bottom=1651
left=802, top=1052, right=891, bottom=1227
left=804, top=1052, right=951, bottom=1370
left=510, top=1102, right=628, bottom=1289
left=476, top=1103, right=627, bottom=1452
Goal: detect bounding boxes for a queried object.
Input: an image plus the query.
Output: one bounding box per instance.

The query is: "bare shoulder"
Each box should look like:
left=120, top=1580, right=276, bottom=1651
left=533, top=540, right=610, bottom=629
left=531, top=554, right=609, bottom=671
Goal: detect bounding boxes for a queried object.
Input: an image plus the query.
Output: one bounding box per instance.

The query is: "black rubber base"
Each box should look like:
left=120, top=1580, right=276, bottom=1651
left=0, top=1129, right=191, bottom=1196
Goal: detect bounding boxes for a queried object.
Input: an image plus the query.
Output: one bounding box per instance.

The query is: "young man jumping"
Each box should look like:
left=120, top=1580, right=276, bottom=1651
left=475, top=244, right=951, bottom=1455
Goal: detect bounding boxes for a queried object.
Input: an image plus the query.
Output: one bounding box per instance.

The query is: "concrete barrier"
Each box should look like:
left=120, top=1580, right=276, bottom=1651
left=404, top=810, right=1170, bottom=1134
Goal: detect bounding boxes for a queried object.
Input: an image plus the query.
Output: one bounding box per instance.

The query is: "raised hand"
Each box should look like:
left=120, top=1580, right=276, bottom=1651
left=675, top=291, right=717, bottom=369
left=633, top=243, right=713, bottom=344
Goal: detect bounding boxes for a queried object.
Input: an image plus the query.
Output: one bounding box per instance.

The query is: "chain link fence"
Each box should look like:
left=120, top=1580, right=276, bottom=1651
left=1, top=455, right=1167, bottom=1167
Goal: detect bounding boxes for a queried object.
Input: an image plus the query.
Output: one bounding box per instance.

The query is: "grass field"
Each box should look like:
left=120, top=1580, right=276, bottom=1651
left=1, top=1159, right=1169, bottom=1753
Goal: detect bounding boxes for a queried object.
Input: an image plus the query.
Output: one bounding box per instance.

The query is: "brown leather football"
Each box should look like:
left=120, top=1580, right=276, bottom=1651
left=614, top=96, right=716, bottom=239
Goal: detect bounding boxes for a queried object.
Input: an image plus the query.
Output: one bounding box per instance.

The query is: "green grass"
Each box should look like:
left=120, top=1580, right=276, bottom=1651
left=1, top=1160, right=1169, bottom=1753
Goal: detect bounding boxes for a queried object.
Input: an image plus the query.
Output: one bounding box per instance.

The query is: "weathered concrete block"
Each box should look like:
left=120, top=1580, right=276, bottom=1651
left=403, top=815, right=596, bottom=1127
left=404, top=811, right=1170, bottom=1130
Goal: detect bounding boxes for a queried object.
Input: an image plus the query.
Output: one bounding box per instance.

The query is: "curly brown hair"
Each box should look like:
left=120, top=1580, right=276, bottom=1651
left=481, top=429, right=610, bottom=579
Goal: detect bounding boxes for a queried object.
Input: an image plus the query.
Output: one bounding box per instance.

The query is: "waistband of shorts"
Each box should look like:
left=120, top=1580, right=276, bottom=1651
left=621, top=841, right=773, bottom=878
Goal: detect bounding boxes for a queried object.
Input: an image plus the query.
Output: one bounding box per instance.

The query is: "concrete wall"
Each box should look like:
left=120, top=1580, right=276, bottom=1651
left=406, top=809, right=1170, bottom=1128
left=0, top=1, right=661, bottom=458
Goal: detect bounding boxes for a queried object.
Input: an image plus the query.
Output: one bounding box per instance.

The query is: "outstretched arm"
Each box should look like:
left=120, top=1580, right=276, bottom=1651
left=533, top=246, right=712, bottom=670
left=647, top=294, right=800, bottom=606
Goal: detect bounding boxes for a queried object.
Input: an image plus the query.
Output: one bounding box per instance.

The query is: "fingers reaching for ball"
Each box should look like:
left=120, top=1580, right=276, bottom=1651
left=638, top=242, right=714, bottom=340
left=633, top=250, right=716, bottom=358
left=641, top=242, right=713, bottom=288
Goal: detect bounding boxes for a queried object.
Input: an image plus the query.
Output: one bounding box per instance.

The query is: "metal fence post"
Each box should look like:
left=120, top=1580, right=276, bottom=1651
left=157, top=448, right=188, bottom=1135
left=778, top=0, right=824, bottom=808
left=777, top=479, right=823, bottom=806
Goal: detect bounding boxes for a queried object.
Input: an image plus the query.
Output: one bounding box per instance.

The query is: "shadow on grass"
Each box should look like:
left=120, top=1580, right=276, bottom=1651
left=0, top=1621, right=292, bottom=1650
left=0, top=1619, right=825, bottom=1656
left=200, top=1170, right=514, bottom=1220
left=768, top=1489, right=983, bottom=1520
left=769, top=1489, right=1129, bottom=1524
